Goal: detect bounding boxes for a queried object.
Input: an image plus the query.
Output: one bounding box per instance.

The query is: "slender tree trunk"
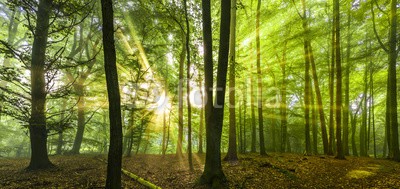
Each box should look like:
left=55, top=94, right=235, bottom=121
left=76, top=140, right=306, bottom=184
left=250, top=63, right=257, bottom=153
left=343, top=7, right=351, bottom=156
left=224, top=0, right=238, bottom=161
left=176, top=36, right=186, bottom=157
left=301, top=0, right=311, bottom=156
left=199, top=0, right=231, bottom=186
left=328, top=16, right=335, bottom=156
left=370, top=65, right=376, bottom=158
left=255, top=0, right=266, bottom=156
left=280, top=43, right=288, bottom=153
left=101, top=0, right=123, bottom=187
left=243, top=81, right=248, bottom=153
left=198, top=79, right=204, bottom=154
left=351, top=113, right=358, bottom=156
left=183, top=0, right=194, bottom=171
left=311, top=84, right=318, bottom=155
left=360, top=61, right=368, bottom=157
left=27, top=0, right=54, bottom=170
left=71, top=84, right=86, bottom=154
left=56, top=100, right=66, bottom=155
left=334, top=0, right=344, bottom=159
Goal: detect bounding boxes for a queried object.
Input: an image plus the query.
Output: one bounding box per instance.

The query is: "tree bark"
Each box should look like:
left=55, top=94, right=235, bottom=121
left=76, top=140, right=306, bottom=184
left=198, top=78, right=204, bottom=154
left=256, top=0, right=266, bottom=156
left=343, top=7, right=351, bottom=156
left=27, top=0, right=54, bottom=170
left=183, top=0, right=194, bottom=171
left=199, top=0, right=231, bottom=186
left=301, top=0, right=311, bottom=156
left=224, top=0, right=238, bottom=161
left=388, top=0, right=399, bottom=161
left=101, top=0, right=123, bottom=187
left=334, top=0, right=344, bottom=159
left=176, top=36, right=185, bottom=157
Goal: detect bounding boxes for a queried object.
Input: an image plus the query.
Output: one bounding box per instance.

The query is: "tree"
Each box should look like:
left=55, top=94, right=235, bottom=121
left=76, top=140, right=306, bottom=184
left=334, top=0, right=344, bottom=160
left=224, top=0, right=238, bottom=162
left=101, top=0, right=123, bottom=187
left=199, top=0, right=231, bottom=186
left=256, top=0, right=266, bottom=156
left=183, top=0, right=194, bottom=171
left=387, top=0, right=399, bottom=161
left=27, top=0, right=54, bottom=170
left=301, top=0, right=312, bottom=156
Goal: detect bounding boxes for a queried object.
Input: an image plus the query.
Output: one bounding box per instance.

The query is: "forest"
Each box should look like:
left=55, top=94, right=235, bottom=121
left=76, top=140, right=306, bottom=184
left=0, top=0, right=400, bottom=188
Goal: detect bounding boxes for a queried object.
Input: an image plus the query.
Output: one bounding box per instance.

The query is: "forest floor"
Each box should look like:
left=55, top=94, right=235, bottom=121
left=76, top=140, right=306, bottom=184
left=0, top=153, right=400, bottom=188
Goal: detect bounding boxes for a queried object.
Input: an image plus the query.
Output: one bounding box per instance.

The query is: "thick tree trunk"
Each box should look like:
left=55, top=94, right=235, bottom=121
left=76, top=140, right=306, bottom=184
left=199, top=0, right=230, bottom=186
left=101, top=0, right=123, bottom=188
left=388, top=0, right=399, bottom=161
left=27, top=0, right=54, bottom=170
left=224, top=0, right=238, bottom=161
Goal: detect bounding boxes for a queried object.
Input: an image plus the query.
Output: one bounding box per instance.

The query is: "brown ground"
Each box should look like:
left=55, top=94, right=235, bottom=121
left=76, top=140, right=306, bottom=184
left=0, top=153, right=400, bottom=188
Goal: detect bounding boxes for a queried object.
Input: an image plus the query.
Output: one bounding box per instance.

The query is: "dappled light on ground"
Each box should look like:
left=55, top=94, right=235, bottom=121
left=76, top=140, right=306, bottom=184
left=1, top=153, right=400, bottom=188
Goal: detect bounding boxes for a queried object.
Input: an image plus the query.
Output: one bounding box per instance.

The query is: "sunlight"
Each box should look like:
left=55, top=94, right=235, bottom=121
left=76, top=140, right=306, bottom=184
left=346, top=170, right=374, bottom=179
left=189, top=88, right=204, bottom=108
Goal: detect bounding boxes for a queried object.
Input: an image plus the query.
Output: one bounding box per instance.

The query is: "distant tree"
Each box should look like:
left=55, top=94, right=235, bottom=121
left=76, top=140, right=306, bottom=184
left=101, top=0, right=123, bottom=187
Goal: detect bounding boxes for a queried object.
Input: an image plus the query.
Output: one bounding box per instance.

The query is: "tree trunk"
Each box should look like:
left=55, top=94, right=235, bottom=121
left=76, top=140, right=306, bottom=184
left=280, top=42, right=288, bottom=153
left=250, top=63, right=257, bottom=153
left=370, top=64, right=376, bottom=158
left=27, top=0, right=54, bottom=170
left=183, top=0, right=194, bottom=171
left=327, top=14, right=335, bottom=156
left=71, top=84, right=86, bottom=154
left=243, top=81, right=248, bottom=153
left=334, top=0, right=344, bottom=159
left=224, top=0, right=238, bottom=161
left=388, top=0, right=400, bottom=161
left=198, top=78, right=204, bottom=154
left=199, top=0, right=231, bottom=186
left=311, top=83, right=318, bottom=155
left=351, top=113, right=358, bottom=156
left=343, top=7, right=351, bottom=156
left=101, top=0, right=123, bottom=187
left=360, top=61, right=368, bottom=157
left=256, top=0, right=266, bottom=156
left=176, top=35, right=185, bottom=157
left=301, top=0, right=312, bottom=156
